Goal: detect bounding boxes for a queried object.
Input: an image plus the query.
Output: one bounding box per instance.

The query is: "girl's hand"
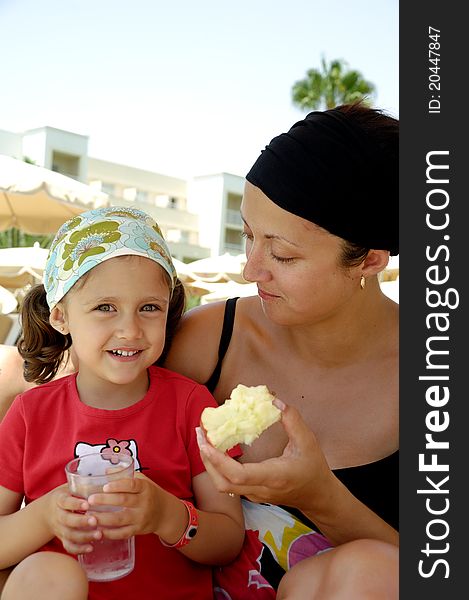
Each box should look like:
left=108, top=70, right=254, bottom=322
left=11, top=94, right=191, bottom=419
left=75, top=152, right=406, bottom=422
left=197, top=401, right=334, bottom=512
left=86, top=474, right=166, bottom=539
left=44, top=484, right=101, bottom=555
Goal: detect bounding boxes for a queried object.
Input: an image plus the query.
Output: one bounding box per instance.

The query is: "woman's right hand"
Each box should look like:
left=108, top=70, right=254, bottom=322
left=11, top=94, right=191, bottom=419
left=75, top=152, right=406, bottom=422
left=197, top=401, right=399, bottom=547
left=197, top=400, right=336, bottom=513
left=43, top=485, right=101, bottom=555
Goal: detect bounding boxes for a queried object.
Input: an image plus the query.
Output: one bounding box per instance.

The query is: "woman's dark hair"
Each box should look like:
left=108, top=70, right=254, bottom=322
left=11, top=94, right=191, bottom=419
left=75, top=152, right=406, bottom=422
left=18, top=284, right=72, bottom=384
left=339, top=240, right=370, bottom=269
left=335, top=100, right=398, bottom=165
left=18, top=275, right=186, bottom=384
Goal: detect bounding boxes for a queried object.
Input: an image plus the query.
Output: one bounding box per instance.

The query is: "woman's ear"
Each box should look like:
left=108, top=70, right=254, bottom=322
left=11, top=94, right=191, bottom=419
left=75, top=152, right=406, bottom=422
left=49, top=305, right=69, bottom=335
left=361, top=249, right=390, bottom=277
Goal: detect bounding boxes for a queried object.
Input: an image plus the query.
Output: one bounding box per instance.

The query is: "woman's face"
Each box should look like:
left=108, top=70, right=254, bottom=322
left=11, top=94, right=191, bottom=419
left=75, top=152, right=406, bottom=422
left=241, top=181, right=360, bottom=326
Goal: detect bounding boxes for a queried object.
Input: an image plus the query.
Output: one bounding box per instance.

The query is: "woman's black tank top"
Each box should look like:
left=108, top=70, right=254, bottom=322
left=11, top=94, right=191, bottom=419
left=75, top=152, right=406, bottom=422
left=204, top=297, right=398, bottom=531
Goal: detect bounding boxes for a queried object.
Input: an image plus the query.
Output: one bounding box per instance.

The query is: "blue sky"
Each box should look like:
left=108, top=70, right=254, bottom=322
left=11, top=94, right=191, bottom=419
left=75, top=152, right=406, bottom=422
left=0, top=0, right=398, bottom=179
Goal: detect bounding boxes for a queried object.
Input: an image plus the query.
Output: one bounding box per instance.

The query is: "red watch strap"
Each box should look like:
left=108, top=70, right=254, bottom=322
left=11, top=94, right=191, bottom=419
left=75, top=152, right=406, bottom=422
left=160, top=500, right=199, bottom=549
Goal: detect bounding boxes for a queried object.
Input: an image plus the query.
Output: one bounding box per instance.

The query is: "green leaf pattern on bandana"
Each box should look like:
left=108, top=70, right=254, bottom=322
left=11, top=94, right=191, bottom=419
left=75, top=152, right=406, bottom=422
left=44, top=206, right=176, bottom=309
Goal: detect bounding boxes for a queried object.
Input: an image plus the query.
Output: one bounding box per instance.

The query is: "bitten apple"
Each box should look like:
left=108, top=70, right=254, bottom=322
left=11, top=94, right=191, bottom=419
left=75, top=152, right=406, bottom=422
left=201, top=384, right=281, bottom=452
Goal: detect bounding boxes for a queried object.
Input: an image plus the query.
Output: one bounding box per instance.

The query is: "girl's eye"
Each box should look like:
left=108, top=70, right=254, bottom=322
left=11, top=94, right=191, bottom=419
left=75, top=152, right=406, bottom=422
left=241, top=231, right=253, bottom=241
left=96, top=304, right=114, bottom=312
left=141, top=304, right=158, bottom=312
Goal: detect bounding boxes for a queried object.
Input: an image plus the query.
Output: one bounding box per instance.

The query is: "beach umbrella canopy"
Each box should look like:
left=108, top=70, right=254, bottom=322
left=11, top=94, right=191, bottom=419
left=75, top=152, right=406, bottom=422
left=380, top=277, right=399, bottom=303
left=0, top=154, right=109, bottom=234
left=171, top=258, right=196, bottom=283
left=0, top=285, right=17, bottom=314
left=200, top=281, right=257, bottom=305
left=185, top=280, right=223, bottom=296
left=187, top=253, right=246, bottom=283
left=0, top=243, right=49, bottom=288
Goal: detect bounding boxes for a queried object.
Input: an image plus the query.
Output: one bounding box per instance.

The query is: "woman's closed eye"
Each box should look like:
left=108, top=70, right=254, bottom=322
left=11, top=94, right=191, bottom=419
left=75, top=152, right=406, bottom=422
left=242, top=230, right=297, bottom=263
left=271, top=254, right=296, bottom=264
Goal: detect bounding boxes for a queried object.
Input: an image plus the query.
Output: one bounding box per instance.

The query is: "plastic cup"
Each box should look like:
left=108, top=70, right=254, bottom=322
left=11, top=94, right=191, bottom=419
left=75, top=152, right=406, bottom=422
left=65, top=452, right=135, bottom=582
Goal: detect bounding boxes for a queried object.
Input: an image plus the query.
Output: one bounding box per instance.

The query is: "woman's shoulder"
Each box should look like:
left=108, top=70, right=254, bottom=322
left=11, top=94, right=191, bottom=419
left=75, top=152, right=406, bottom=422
left=164, top=296, right=260, bottom=383
left=164, top=300, right=229, bottom=383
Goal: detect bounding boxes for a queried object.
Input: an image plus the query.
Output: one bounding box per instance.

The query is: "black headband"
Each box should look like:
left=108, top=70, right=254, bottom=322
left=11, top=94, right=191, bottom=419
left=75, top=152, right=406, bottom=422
left=246, top=107, right=398, bottom=255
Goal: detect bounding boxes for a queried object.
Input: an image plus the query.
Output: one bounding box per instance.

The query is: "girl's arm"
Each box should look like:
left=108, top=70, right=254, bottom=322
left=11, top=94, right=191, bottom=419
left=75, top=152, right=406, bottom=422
left=88, top=472, right=245, bottom=566
left=0, top=484, right=104, bottom=568
left=197, top=403, right=398, bottom=548
left=0, top=487, right=53, bottom=568
left=177, top=470, right=245, bottom=565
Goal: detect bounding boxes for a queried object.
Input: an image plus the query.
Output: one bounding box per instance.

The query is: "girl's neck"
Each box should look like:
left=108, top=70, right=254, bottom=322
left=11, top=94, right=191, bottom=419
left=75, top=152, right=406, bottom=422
left=75, top=369, right=151, bottom=410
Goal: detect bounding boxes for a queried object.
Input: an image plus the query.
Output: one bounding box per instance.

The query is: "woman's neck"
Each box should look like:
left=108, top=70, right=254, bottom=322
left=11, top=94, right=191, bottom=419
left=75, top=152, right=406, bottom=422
left=277, top=287, right=398, bottom=367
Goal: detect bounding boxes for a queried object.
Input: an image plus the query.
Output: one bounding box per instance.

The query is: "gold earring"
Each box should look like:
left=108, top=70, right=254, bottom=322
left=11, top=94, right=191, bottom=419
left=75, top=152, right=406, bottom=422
left=360, top=275, right=366, bottom=290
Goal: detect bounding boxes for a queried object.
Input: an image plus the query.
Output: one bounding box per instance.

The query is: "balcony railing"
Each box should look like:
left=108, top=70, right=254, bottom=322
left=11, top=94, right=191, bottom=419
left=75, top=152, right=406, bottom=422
left=225, top=209, right=243, bottom=227
left=224, top=242, right=244, bottom=253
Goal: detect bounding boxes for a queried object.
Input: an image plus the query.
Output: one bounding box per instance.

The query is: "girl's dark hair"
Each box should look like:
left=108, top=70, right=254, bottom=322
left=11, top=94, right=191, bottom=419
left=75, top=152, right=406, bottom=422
left=18, top=284, right=72, bottom=384
left=156, top=277, right=186, bottom=365
left=18, top=275, right=186, bottom=384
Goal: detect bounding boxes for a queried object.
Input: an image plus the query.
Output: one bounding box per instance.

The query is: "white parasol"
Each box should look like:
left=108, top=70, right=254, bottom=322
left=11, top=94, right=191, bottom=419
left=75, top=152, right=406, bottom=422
left=0, top=243, right=49, bottom=289
left=0, top=154, right=109, bottom=234
left=186, top=253, right=246, bottom=283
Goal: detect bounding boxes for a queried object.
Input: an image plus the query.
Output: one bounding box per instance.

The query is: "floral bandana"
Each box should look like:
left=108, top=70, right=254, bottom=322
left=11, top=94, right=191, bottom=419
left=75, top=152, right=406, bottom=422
left=44, top=206, right=177, bottom=309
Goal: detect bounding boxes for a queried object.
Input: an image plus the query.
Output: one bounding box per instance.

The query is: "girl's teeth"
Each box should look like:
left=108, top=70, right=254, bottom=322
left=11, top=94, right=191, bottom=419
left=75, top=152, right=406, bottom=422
left=112, top=350, right=138, bottom=356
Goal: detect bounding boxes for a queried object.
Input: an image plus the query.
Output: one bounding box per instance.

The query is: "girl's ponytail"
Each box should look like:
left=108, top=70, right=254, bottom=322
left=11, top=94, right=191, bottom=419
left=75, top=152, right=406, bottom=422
left=17, top=284, right=71, bottom=384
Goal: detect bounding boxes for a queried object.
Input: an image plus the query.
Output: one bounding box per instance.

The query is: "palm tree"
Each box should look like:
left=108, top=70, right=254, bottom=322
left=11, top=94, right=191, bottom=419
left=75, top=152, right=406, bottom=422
left=291, top=56, right=376, bottom=111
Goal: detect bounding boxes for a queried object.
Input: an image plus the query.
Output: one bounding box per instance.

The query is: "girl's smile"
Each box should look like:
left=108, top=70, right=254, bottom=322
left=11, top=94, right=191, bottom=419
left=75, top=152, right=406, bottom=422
left=107, top=348, right=143, bottom=359
left=51, top=255, right=170, bottom=407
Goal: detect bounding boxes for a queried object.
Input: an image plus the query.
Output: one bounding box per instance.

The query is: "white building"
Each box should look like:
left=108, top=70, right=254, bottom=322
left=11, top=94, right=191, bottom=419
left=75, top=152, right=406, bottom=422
left=0, top=126, right=245, bottom=262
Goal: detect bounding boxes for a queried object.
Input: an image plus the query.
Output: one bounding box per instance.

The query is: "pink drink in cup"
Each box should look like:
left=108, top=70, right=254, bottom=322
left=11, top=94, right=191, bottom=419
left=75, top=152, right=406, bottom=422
left=65, top=452, right=135, bottom=582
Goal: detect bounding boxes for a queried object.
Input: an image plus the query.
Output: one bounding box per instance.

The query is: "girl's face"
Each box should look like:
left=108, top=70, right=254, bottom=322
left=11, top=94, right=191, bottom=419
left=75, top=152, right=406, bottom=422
left=54, top=256, right=170, bottom=389
left=241, top=181, right=361, bottom=326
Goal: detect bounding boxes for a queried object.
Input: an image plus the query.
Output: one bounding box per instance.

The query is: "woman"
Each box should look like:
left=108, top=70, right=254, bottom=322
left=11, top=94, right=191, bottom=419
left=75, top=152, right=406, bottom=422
left=164, top=101, right=399, bottom=598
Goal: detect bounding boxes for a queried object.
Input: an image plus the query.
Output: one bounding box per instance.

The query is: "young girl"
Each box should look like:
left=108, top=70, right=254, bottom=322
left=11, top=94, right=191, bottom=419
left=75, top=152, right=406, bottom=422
left=0, top=206, right=244, bottom=600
